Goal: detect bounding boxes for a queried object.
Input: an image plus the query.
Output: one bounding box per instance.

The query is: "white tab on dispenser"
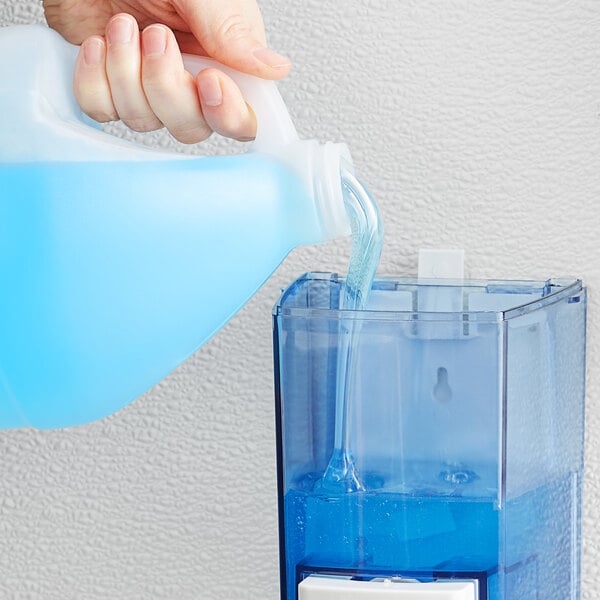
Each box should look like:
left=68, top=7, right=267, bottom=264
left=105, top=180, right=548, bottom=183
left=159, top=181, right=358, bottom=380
left=298, top=575, right=478, bottom=599
left=418, top=249, right=465, bottom=280
left=417, top=249, right=465, bottom=316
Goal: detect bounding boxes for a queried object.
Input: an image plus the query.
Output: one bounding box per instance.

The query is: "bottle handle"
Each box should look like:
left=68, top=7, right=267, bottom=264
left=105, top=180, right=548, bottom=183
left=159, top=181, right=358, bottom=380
left=0, top=25, right=298, bottom=160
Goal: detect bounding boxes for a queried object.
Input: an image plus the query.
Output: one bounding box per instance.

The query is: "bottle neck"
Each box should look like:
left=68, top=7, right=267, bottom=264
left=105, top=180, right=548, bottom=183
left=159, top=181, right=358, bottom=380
left=273, top=139, right=352, bottom=242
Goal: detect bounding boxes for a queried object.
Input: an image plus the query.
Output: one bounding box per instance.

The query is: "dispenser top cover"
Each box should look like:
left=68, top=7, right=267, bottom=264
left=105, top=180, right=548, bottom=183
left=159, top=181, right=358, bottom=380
left=274, top=272, right=583, bottom=321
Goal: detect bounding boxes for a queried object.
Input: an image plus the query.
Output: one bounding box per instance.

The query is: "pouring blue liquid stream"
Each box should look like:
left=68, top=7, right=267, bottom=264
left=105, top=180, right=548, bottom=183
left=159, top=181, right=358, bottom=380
left=320, top=167, right=384, bottom=492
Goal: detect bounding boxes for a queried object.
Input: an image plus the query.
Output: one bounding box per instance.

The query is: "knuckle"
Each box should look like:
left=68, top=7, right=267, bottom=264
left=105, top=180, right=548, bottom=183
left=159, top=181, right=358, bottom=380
left=234, top=133, right=255, bottom=143
left=171, top=124, right=213, bottom=145
left=211, top=14, right=252, bottom=51
left=122, top=116, right=163, bottom=133
left=86, top=109, right=118, bottom=123
left=221, top=113, right=255, bottom=140
left=141, top=71, right=177, bottom=96
left=106, top=56, right=140, bottom=86
left=76, top=89, right=118, bottom=123
left=106, top=65, right=138, bottom=88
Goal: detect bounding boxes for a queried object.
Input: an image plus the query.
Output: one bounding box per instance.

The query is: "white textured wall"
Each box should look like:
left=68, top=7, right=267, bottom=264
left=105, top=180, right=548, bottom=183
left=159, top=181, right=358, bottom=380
left=1, top=1, right=599, bottom=598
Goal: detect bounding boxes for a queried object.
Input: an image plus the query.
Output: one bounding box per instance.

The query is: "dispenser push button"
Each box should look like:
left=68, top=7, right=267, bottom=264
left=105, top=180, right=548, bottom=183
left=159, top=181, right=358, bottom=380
left=298, top=576, right=477, bottom=600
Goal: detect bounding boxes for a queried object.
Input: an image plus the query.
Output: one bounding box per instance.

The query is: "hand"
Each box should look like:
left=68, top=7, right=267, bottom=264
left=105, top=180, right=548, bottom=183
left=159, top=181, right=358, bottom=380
left=43, top=1, right=291, bottom=143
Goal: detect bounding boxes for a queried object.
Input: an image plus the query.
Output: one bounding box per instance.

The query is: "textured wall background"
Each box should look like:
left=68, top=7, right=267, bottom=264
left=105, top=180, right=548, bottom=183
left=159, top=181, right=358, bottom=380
left=1, top=0, right=599, bottom=598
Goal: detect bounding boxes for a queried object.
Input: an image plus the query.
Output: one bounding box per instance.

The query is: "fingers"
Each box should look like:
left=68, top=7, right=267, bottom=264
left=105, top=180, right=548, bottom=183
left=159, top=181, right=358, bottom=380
left=74, top=14, right=163, bottom=133
left=197, top=69, right=256, bottom=141
left=105, top=14, right=162, bottom=133
left=74, top=15, right=256, bottom=143
left=141, top=25, right=212, bottom=143
left=141, top=26, right=255, bottom=142
left=74, top=36, right=118, bottom=123
left=175, top=0, right=291, bottom=79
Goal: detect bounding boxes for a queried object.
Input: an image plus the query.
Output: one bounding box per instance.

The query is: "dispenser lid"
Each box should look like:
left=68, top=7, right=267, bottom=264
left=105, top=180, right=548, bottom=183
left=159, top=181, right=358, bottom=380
left=274, top=272, right=583, bottom=323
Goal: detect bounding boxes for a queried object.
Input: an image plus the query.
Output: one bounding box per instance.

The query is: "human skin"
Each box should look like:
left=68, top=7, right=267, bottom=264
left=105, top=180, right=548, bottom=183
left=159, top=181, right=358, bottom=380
left=43, top=0, right=291, bottom=143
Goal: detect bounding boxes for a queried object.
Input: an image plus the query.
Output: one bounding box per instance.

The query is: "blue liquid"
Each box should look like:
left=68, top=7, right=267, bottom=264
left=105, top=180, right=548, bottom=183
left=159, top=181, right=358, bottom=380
left=340, top=172, right=383, bottom=312
left=320, top=171, right=383, bottom=492
left=283, top=471, right=578, bottom=600
left=286, top=490, right=498, bottom=572
left=0, top=157, right=322, bottom=429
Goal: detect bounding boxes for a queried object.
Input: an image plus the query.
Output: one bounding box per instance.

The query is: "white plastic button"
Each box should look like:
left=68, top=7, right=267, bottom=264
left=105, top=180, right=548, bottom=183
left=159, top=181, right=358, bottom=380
left=298, top=576, right=477, bottom=600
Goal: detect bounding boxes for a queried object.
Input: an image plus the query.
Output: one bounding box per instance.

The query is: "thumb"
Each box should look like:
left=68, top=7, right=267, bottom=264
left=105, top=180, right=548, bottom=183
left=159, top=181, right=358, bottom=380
left=176, top=0, right=291, bottom=79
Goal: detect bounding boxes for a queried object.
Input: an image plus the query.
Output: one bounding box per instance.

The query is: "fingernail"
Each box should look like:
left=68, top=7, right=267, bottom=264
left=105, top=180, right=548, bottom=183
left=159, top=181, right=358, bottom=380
left=83, top=38, right=103, bottom=66
left=107, top=16, right=134, bottom=46
left=142, top=26, right=167, bottom=57
left=198, top=73, right=223, bottom=107
left=252, top=46, right=291, bottom=69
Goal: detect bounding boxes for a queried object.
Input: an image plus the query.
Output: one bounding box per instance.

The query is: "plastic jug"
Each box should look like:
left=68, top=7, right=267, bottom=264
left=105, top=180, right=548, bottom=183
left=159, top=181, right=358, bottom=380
left=0, top=25, right=352, bottom=430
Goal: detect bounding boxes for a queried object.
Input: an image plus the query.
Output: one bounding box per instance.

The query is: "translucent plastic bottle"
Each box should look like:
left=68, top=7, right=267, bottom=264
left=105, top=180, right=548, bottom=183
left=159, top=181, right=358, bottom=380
left=0, top=25, right=352, bottom=429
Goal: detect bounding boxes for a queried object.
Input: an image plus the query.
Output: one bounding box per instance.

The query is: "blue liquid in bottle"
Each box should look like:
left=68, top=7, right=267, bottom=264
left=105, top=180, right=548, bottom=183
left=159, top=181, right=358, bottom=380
left=0, top=156, right=323, bottom=429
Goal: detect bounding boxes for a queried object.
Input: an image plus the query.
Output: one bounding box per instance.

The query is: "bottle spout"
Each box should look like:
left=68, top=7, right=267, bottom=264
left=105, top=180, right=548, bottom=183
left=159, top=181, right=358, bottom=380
left=278, top=139, right=353, bottom=242
left=314, top=142, right=354, bottom=240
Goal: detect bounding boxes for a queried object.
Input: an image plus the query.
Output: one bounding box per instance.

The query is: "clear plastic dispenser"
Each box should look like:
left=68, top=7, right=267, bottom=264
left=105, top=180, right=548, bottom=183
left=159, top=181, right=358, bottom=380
left=273, top=273, right=586, bottom=600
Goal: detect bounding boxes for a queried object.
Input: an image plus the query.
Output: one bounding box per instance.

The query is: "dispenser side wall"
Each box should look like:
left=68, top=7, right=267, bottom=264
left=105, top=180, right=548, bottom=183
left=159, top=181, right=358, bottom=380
left=502, top=287, right=586, bottom=598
